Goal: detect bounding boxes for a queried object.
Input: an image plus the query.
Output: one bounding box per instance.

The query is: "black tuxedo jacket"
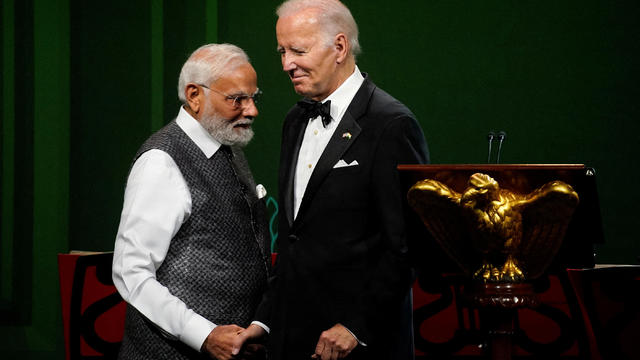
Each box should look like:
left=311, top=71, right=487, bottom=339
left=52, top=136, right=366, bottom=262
left=256, top=75, right=429, bottom=360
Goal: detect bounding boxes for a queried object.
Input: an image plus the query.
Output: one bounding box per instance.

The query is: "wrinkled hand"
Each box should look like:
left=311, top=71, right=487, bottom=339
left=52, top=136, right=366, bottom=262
left=231, top=324, right=267, bottom=357
left=235, top=343, right=266, bottom=360
left=201, top=324, right=244, bottom=360
left=312, top=323, right=358, bottom=360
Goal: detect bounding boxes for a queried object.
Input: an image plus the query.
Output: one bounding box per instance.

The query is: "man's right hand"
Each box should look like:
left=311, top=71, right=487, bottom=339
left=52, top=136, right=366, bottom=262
left=201, top=324, right=244, bottom=360
left=312, top=323, right=358, bottom=360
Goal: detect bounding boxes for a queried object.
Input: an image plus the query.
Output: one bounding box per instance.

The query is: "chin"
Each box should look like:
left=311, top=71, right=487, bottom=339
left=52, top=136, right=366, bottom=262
left=293, top=84, right=307, bottom=95
left=292, top=80, right=311, bottom=94
left=233, top=129, right=254, bottom=147
left=234, top=127, right=251, bottom=136
left=296, top=87, right=320, bottom=100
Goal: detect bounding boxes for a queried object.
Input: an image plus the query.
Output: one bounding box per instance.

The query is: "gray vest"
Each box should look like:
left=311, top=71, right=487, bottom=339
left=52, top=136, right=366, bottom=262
left=118, top=120, right=270, bottom=360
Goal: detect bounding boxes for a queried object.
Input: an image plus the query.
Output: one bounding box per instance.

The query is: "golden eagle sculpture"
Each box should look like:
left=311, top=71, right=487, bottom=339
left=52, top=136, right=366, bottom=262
left=407, top=173, right=579, bottom=283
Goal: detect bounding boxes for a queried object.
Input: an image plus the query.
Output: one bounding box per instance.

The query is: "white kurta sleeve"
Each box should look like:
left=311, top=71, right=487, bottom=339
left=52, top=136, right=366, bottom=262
left=112, top=149, right=215, bottom=351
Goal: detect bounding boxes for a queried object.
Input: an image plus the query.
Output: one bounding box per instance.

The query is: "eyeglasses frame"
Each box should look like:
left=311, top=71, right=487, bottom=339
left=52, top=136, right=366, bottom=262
left=197, top=83, right=261, bottom=109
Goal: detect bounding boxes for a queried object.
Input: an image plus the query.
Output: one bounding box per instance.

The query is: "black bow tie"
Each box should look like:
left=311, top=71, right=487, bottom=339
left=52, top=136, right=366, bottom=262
left=297, top=99, right=332, bottom=127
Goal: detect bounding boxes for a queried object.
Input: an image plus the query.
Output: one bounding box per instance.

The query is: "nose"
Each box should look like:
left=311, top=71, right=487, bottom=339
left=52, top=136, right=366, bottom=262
left=242, top=98, right=258, bottom=118
left=282, top=53, right=296, bottom=72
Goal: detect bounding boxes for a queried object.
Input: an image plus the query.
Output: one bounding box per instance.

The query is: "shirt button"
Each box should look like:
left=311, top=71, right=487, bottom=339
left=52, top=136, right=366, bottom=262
left=308, top=164, right=312, bottom=169
left=314, top=130, right=318, bottom=135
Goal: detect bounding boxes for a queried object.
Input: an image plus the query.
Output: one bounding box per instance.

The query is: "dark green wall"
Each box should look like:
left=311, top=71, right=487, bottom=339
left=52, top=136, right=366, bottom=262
left=1, top=0, right=638, bottom=357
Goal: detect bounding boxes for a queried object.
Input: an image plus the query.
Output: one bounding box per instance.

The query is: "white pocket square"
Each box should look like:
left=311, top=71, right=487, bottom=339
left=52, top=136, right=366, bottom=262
left=256, top=184, right=267, bottom=199
left=333, top=159, right=359, bottom=168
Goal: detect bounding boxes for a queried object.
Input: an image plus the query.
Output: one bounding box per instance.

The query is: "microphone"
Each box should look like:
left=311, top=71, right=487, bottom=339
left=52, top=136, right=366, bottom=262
left=496, top=131, right=506, bottom=164
left=487, top=131, right=495, bottom=163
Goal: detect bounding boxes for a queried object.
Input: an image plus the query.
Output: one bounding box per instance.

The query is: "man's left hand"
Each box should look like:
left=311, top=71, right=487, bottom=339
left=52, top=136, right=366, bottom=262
left=231, top=324, right=267, bottom=358
left=236, top=343, right=266, bottom=360
left=312, top=323, right=358, bottom=360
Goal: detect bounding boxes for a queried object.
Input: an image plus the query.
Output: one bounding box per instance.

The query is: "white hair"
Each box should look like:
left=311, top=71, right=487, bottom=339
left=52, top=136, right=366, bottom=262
left=177, top=43, right=250, bottom=104
left=276, top=0, right=361, bottom=57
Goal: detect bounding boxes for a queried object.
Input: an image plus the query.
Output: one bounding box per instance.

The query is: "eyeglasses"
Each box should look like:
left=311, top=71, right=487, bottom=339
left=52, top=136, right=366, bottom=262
left=198, top=84, right=262, bottom=109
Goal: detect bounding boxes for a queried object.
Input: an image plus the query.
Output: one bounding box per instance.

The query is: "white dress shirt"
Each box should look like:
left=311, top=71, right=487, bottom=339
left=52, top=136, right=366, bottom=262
left=112, top=106, right=267, bottom=352
left=293, top=66, right=365, bottom=219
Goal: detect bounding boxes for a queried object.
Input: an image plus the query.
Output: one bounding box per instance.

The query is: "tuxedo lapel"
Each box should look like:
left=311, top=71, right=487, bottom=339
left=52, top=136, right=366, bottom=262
left=282, top=111, right=308, bottom=227
left=300, top=112, right=361, bottom=210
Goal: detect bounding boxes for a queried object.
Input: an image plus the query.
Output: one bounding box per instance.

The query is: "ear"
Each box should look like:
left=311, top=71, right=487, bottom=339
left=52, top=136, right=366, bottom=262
left=334, top=33, right=349, bottom=64
left=185, top=83, right=203, bottom=115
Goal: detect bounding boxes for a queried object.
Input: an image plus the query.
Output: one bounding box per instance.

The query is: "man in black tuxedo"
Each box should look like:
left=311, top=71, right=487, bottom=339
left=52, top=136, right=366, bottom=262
left=234, top=1, right=429, bottom=359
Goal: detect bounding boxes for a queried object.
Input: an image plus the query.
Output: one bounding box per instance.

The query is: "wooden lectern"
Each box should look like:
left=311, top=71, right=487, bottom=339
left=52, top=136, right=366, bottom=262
left=399, top=164, right=603, bottom=360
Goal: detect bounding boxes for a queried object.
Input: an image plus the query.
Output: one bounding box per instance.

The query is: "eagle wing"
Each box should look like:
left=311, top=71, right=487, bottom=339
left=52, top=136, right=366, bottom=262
left=515, top=181, right=580, bottom=279
left=407, top=179, right=478, bottom=275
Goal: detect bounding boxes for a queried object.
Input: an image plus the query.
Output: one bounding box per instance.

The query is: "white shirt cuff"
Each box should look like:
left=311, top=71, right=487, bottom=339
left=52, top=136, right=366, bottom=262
left=250, top=320, right=270, bottom=334
left=181, top=315, right=216, bottom=352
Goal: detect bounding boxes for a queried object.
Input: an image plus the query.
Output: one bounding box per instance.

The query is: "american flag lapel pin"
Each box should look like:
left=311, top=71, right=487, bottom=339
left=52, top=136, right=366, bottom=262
left=342, top=132, right=352, bottom=139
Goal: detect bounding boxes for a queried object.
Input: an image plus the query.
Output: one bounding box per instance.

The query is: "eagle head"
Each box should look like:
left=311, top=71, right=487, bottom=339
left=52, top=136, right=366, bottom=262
left=461, top=173, right=500, bottom=209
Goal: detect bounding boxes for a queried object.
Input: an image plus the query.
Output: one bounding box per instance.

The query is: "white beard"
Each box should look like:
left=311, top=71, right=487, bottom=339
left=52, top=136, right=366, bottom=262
left=200, top=109, right=254, bottom=147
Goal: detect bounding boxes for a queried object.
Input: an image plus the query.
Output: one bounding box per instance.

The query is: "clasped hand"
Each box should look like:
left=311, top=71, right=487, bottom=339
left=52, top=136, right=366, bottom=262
left=201, top=324, right=267, bottom=360
left=312, top=323, right=358, bottom=360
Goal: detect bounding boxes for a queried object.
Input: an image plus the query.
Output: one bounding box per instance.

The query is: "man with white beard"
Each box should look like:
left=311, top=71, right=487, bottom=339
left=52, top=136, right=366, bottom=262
left=112, top=43, right=270, bottom=360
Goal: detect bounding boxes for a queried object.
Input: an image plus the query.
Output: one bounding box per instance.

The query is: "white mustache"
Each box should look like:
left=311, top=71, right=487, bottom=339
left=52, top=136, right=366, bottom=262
left=232, top=118, right=253, bottom=126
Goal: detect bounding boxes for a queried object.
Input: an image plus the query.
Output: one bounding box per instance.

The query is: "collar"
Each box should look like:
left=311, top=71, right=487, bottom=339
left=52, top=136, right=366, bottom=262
left=323, top=65, right=365, bottom=123
left=175, top=106, right=222, bottom=159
